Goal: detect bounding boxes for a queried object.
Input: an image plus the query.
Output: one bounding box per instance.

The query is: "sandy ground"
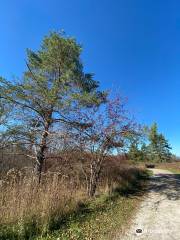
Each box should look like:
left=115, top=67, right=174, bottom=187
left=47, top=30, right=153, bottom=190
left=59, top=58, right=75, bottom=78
left=115, top=168, right=180, bottom=240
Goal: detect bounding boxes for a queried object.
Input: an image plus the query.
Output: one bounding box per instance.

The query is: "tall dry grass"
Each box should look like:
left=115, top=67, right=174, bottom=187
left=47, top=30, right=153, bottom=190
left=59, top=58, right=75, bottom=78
left=0, top=169, right=87, bottom=239
left=0, top=157, right=146, bottom=239
left=156, top=161, right=180, bottom=173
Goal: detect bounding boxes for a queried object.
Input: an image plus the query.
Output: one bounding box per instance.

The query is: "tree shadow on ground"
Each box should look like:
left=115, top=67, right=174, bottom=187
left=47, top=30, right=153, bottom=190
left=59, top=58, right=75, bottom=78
left=0, top=170, right=150, bottom=239
left=49, top=171, right=150, bottom=232
left=147, top=174, right=180, bottom=201
left=113, top=171, right=150, bottom=199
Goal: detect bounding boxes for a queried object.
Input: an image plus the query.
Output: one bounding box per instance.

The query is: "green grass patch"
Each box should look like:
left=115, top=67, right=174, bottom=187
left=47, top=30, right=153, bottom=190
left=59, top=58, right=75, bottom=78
left=35, top=196, right=138, bottom=240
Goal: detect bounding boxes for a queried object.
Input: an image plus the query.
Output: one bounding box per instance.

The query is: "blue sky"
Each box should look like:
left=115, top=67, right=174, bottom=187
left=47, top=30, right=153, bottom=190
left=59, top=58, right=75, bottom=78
left=0, top=0, right=180, bottom=155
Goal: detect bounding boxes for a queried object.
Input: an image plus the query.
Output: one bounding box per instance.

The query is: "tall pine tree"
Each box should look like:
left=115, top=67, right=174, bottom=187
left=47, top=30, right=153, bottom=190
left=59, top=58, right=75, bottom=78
left=148, top=123, right=172, bottom=162
left=0, top=31, right=107, bottom=182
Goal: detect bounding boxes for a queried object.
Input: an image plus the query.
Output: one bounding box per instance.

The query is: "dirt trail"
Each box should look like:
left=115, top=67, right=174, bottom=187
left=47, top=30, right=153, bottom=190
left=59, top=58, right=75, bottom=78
left=115, top=168, right=180, bottom=240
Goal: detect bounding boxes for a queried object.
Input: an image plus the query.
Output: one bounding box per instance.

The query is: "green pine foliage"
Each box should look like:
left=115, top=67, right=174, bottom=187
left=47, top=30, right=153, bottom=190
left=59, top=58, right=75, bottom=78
left=148, top=123, right=172, bottom=162
left=128, top=123, right=172, bottom=163
left=0, top=31, right=107, bottom=178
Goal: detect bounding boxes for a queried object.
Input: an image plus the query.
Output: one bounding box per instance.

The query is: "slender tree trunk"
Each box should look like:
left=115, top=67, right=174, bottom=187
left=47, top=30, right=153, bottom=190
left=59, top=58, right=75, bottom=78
left=34, top=121, right=50, bottom=183
left=88, top=158, right=102, bottom=197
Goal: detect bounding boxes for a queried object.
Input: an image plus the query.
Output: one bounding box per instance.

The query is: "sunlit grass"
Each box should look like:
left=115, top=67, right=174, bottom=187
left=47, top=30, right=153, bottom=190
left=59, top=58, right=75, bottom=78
left=0, top=167, right=149, bottom=240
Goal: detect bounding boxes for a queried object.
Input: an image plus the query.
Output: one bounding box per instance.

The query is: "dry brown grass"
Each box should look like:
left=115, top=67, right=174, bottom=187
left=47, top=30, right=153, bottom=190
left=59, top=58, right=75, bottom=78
left=156, top=161, right=180, bottom=173
left=0, top=156, right=147, bottom=239
left=0, top=169, right=88, bottom=240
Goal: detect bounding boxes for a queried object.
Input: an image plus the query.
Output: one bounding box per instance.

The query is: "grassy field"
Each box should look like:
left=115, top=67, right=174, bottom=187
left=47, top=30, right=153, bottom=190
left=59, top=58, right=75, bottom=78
left=36, top=172, right=149, bottom=240
left=35, top=174, right=148, bottom=240
left=0, top=166, right=149, bottom=240
left=35, top=195, right=139, bottom=240
left=156, top=162, right=180, bottom=174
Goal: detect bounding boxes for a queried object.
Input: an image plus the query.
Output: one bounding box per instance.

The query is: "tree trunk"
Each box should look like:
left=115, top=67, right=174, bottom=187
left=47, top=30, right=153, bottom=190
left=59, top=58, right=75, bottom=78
left=88, top=159, right=101, bottom=197
left=34, top=145, right=46, bottom=183
left=34, top=122, right=50, bottom=183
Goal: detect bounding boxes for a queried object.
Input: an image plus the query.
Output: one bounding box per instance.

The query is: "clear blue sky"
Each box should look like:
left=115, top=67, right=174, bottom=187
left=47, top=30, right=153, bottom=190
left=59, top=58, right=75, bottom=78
left=0, top=0, right=180, bottom=155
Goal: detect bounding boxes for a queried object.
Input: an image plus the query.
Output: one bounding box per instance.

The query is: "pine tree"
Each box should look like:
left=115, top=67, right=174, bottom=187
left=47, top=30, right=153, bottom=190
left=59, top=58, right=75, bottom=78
left=141, top=143, right=148, bottom=161
left=148, top=123, right=172, bottom=162
left=128, top=141, right=143, bottom=162
left=0, top=31, right=107, bottom=182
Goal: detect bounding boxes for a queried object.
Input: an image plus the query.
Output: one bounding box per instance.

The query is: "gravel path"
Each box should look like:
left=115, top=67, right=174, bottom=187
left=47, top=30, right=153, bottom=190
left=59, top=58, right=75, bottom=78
left=115, top=168, right=180, bottom=240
